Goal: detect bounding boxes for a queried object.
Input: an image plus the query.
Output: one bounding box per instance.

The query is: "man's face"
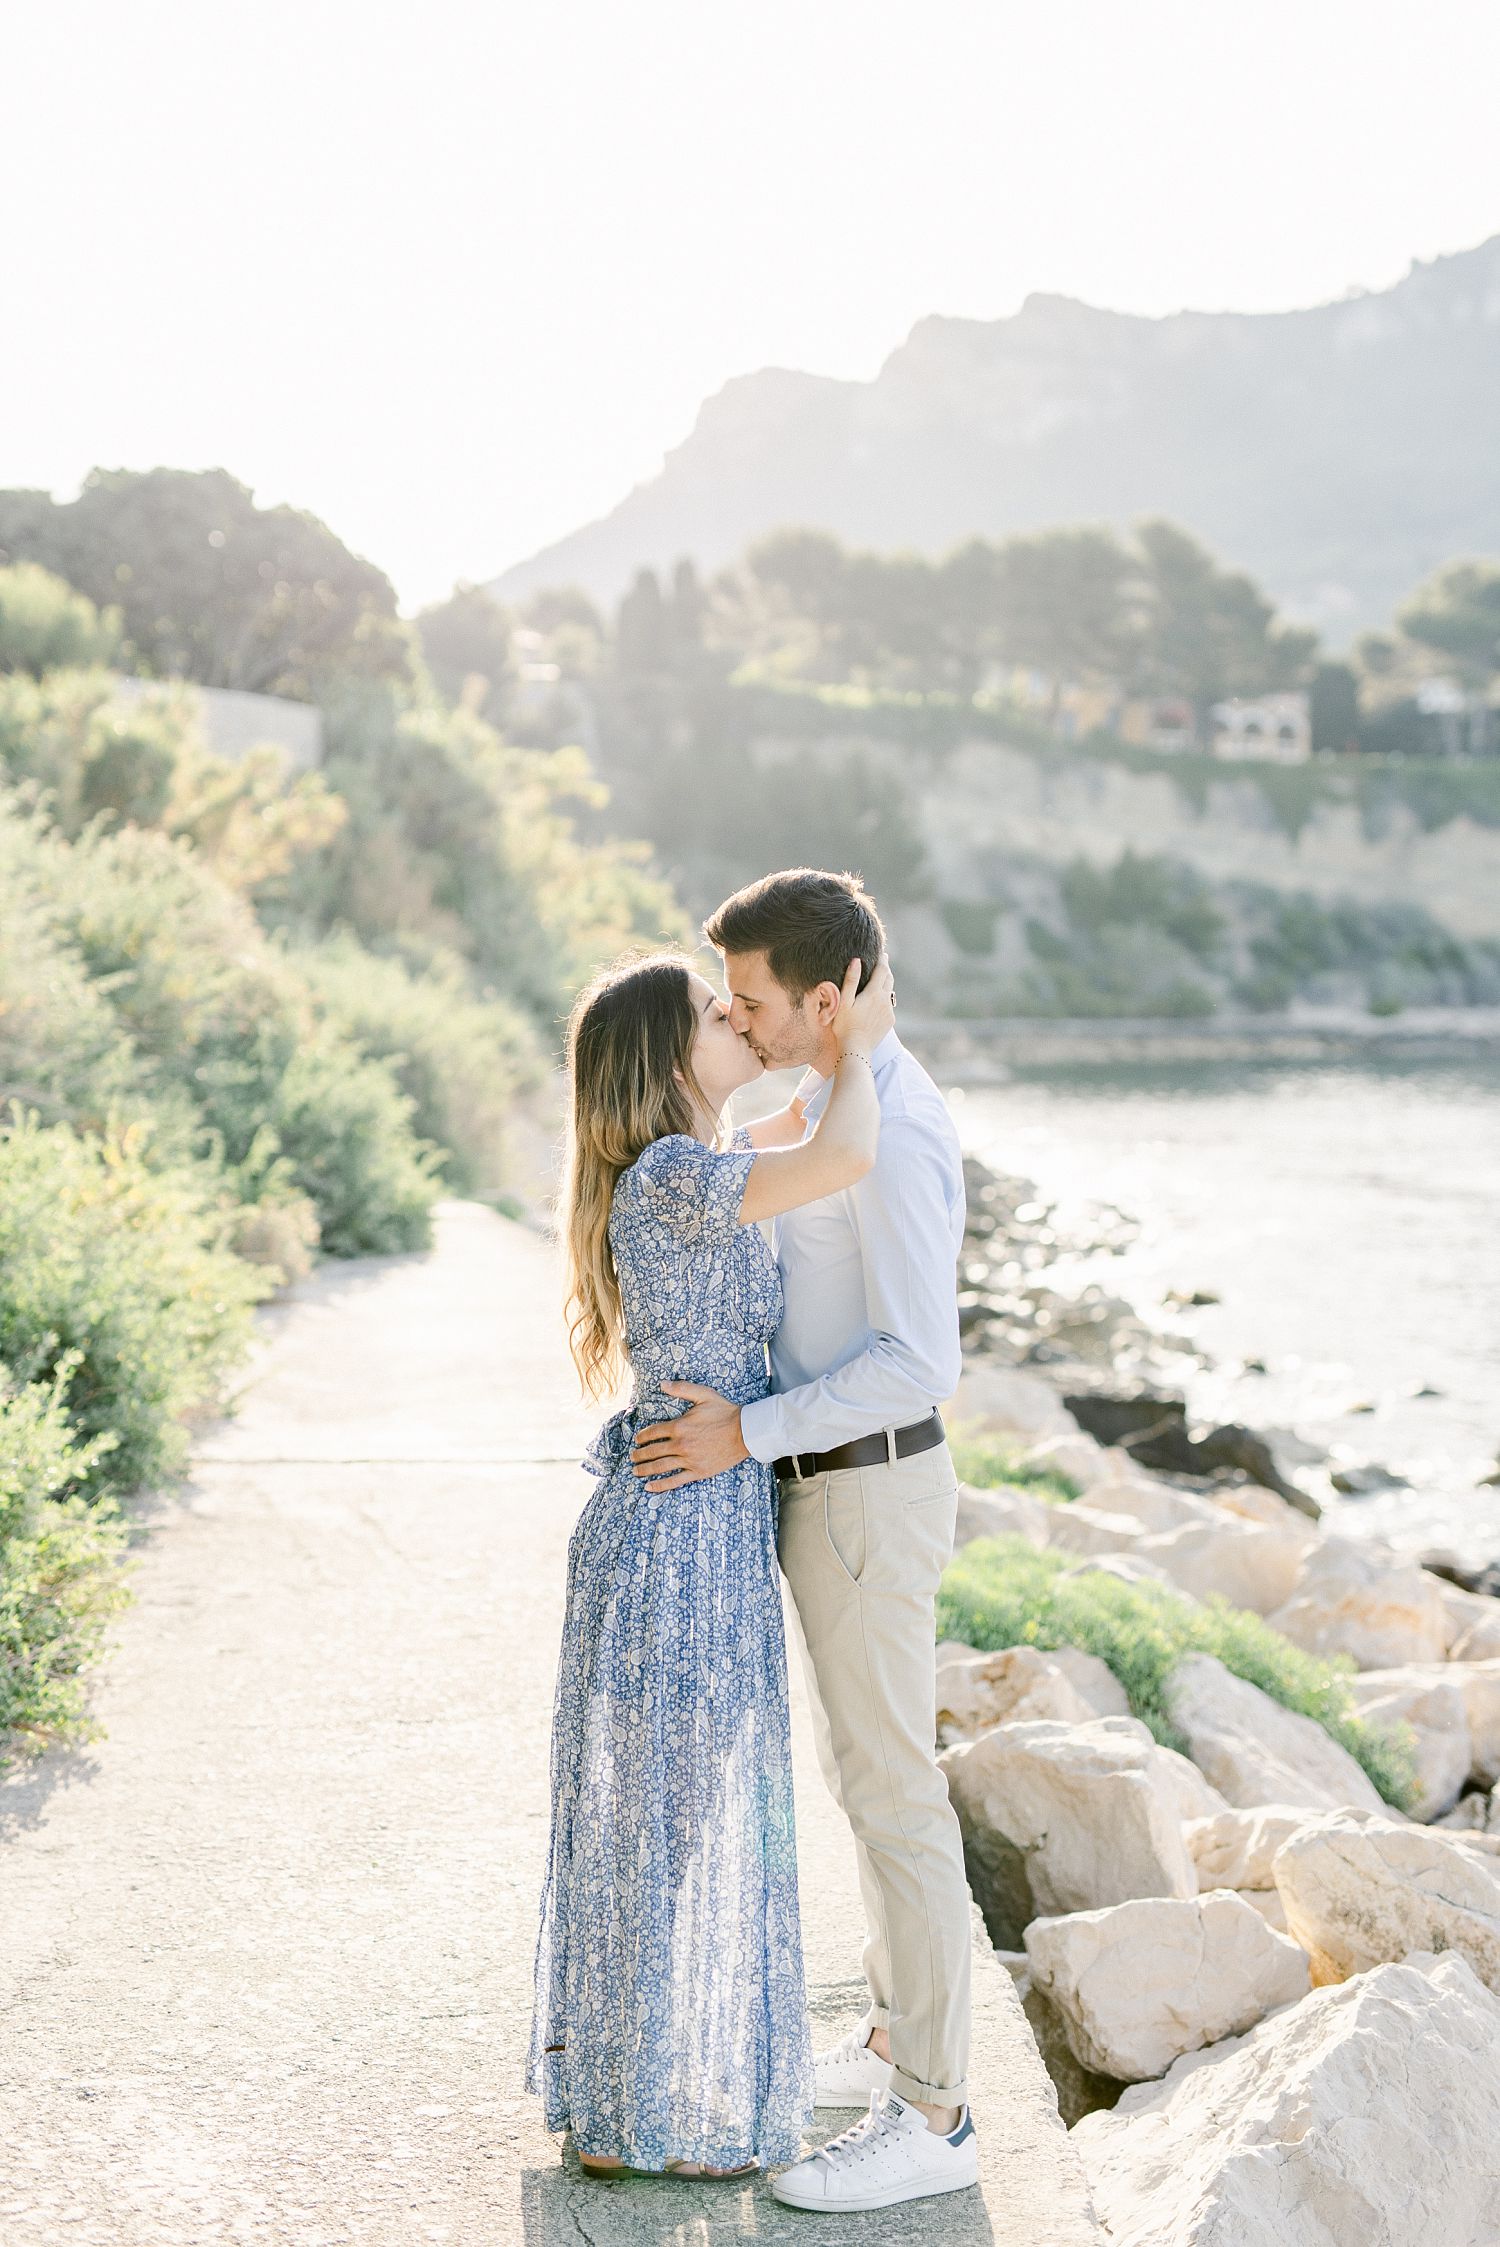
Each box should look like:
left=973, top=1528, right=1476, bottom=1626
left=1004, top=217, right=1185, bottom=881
left=720, top=950, right=827, bottom=1071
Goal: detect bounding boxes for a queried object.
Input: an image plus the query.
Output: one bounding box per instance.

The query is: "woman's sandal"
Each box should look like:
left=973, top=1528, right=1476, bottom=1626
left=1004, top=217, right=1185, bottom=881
left=576, top=2153, right=759, bottom=2182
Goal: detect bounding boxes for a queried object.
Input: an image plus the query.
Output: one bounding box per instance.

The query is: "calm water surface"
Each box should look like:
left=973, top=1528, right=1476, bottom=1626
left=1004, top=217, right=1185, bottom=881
left=951, top=1057, right=1500, bottom=1564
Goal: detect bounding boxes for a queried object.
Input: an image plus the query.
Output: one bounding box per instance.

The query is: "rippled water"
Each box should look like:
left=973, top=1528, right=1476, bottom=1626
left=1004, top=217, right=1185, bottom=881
left=951, top=1057, right=1500, bottom=1565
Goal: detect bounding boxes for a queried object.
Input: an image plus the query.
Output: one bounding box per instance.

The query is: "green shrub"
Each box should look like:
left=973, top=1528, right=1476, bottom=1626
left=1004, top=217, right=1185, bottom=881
left=950, top=1428, right=1080, bottom=1504
left=266, top=1028, right=440, bottom=1255
left=0, top=565, right=120, bottom=679
left=36, top=819, right=440, bottom=1253
left=0, top=1360, right=128, bottom=1745
left=294, top=934, right=543, bottom=1198
left=936, top=1534, right=1417, bottom=1811
left=0, top=1114, right=264, bottom=1497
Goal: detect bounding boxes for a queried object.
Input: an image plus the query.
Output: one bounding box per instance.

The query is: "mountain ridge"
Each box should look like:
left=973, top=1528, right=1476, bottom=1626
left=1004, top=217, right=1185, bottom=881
left=491, top=235, right=1500, bottom=636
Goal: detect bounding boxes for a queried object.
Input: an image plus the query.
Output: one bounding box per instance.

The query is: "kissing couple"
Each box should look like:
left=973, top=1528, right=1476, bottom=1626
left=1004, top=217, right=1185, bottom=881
left=527, top=867, right=978, bottom=2214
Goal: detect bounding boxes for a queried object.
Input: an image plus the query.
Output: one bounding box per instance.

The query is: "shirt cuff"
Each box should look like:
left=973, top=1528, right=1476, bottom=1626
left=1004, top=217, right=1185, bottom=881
left=739, top=1394, right=785, bottom=1464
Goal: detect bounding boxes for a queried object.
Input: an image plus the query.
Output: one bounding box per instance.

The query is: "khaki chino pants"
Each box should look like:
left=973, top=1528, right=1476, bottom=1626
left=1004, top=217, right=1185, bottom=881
left=777, top=1441, right=971, bottom=2106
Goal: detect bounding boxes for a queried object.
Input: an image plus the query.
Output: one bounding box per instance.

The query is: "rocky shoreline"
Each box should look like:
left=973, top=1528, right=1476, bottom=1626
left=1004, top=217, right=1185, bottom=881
left=942, top=1152, right=1500, bottom=2243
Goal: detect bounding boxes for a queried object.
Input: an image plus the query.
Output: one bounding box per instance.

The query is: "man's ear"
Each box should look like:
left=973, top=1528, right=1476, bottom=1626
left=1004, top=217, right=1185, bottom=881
left=808, top=978, right=842, bottom=1026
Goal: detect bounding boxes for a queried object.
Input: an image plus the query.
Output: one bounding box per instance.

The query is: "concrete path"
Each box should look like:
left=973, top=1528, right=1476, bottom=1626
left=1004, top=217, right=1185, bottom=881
left=0, top=1203, right=1100, bottom=2246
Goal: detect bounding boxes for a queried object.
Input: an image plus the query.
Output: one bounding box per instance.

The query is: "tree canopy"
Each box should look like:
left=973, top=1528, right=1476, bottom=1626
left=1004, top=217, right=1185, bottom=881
left=0, top=468, right=412, bottom=701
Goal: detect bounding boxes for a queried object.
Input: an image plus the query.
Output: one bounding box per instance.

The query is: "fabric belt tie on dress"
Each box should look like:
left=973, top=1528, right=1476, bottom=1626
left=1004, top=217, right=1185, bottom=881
left=773, top=1408, right=945, bottom=1484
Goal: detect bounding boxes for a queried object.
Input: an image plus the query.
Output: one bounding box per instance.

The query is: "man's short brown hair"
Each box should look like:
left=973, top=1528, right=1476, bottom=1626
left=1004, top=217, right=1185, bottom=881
left=704, top=868, right=885, bottom=998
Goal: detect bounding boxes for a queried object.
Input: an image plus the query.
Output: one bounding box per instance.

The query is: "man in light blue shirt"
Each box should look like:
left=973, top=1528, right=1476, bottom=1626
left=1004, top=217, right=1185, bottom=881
left=738, top=1027, right=965, bottom=1465
left=632, top=868, right=978, bottom=2214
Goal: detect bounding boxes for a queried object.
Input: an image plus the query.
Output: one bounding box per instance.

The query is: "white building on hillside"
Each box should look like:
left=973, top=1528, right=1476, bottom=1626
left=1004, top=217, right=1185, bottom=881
left=1209, top=690, right=1310, bottom=763
left=113, top=678, right=323, bottom=771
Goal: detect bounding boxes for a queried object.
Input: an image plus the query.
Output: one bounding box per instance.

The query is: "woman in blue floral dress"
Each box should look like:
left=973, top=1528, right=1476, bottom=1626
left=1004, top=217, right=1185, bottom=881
left=528, top=948, right=893, bottom=2179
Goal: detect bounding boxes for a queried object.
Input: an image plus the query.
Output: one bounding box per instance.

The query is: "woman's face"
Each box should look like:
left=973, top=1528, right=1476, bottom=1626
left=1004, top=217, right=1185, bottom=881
left=683, top=971, right=763, bottom=1113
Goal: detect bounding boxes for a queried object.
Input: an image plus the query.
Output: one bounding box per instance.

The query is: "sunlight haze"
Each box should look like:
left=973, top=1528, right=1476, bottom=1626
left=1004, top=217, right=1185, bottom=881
left=5, top=0, right=1499, bottom=604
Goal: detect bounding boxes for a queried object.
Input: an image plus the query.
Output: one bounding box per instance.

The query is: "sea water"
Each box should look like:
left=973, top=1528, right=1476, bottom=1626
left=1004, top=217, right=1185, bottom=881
left=952, top=1057, right=1500, bottom=1566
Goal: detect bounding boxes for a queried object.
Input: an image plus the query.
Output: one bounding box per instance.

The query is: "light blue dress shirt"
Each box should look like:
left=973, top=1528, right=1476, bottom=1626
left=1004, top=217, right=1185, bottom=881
left=738, top=1031, right=966, bottom=1465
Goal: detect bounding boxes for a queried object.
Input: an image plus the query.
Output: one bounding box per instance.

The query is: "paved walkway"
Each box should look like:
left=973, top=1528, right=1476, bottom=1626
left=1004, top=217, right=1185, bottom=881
left=0, top=1203, right=1100, bottom=2246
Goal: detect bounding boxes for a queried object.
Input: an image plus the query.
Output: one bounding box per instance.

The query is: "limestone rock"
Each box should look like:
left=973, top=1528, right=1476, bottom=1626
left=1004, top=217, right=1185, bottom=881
left=1346, top=1666, right=1472, bottom=1819
left=1273, top=1811, right=1500, bottom=1991
left=1022, top=1431, right=1117, bottom=1492
left=998, top=1953, right=1126, bottom=2126
left=1236, top=1886, right=1289, bottom=1934
left=1441, top=1584, right=1500, bottom=1662
left=934, top=1642, right=1098, bottom=1746
left=1454, top=1658, right=1500, bottom=1786
left=1057, top=1551, right=1183, bottom=1595
left=1072, top=1952, right=1500, bottom=2247
left=1082, top=1470, right=1220, bottom=1536
left=1163, top=1652, right=1388, bottom=1813
left=1437, top=1783, right=1500, bottom=1835
left=1025, top=1889, right=1309, bottom=2081
left=950, top=1363, right=1075, bottom=1440
left=1134, top=1516, right=1305, bottom=1616
left=1045, top=1502, right=1152, bottom=1557
left=953, top=1480, right=1051, bottom=1549
left=1049, top=1644, right=1132, bottom=1718
left=1208, top=1481, right=1319, bottom=1549
left=1184, top=1804, right=1321, bottom=1891
left=940, top=1715, right=1198, bottom=1949
left=1155, top=1748, right=1231, bottom=1824
left=1267, top=1534, right=1450, bottom=1668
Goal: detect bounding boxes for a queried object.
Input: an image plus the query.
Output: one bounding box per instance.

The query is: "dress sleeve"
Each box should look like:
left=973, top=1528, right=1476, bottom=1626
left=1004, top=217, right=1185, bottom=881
left=621, top=1133, right=755, bottom=1249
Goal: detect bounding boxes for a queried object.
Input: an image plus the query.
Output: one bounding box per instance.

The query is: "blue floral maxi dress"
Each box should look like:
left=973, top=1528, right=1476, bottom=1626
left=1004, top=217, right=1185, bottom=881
left=527, top=1132, right=813, bottom=2170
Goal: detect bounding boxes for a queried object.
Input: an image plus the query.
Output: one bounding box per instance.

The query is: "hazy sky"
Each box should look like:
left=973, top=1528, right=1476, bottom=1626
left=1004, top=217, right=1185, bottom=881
left=5, top=2, right=1498, bottom=607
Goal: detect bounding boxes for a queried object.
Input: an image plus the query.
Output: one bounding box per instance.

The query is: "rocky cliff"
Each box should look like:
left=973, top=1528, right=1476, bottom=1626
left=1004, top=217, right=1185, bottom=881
left=493, top=236, right=1500, bottom=638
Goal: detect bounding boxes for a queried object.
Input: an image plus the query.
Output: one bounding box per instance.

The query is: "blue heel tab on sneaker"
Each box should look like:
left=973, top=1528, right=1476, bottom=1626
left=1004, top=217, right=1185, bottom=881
left=946, top=2110, right=975, bottom=2146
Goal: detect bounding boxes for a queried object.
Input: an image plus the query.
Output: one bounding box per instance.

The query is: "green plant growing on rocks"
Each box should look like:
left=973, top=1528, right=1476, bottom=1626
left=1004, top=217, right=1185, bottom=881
left=936, top=1534, right=1418, bottom=1812
left=950, top=1430, right=1080, bottom=1505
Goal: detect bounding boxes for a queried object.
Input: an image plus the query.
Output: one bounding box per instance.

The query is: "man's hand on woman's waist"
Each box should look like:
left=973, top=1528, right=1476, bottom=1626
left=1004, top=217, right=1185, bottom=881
left=631, top=1384, right=750, bottom=1491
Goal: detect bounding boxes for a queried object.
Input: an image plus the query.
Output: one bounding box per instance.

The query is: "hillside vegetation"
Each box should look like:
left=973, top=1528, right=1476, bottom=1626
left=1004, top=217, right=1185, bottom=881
left=0, top=488, right=684, bottom=1748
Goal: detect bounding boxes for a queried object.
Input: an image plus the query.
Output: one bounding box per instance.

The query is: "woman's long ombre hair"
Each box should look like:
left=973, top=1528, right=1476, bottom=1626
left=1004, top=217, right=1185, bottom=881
left=561, top=954, right=707, bottom=1398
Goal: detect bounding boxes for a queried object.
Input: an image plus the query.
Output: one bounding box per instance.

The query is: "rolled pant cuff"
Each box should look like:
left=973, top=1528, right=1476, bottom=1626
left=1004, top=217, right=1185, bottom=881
left=890, top=2066, right=970, bottom=2108
left=861, top=2004, right=891, bottom=2035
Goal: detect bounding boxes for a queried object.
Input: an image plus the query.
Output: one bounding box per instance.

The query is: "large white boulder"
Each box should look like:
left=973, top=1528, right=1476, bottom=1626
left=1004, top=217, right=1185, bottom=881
left=1267, top=1534, right=1451, bottom=1669
left=1049, top=1644, right=1132, bottom=1718
left=1163, top=1652, right=1389, bottom=1814
left=1209, top=1481, right=1319, bottom=1548
left=1057, top=1551, right=1184, bottom=1595
left=1023, top=1430, right=1119, bottom=1492
left=1045, top=1502, right=1153, bottom=1557
left=940, top=1715, right=1198, bottom=1949
left=949, top=1363, right=1076, bottom=1440
left=1273, top=1811, right=1500, bottom=1991
left=1438, top=1783, right=1500, bottom=1835
left=1082, top=1469, right=1221, bottom=1536
left=1455, top=1658, right=1500, bottom=1786
left=1025, top=1889, right=1309, bottom=2083
left=952, top=1481, right=1051, bottom=1549
left=1441, top=1585, right=1500, bottom=1662
left=1072, top=1951, right=1500, bottom=2247
left=1184, top=1803, right=1323, bottom=1891
left=933, top=1642, right=1098, bottom=1745
left=1345, top=1665, right=1473, bottom=1819
left=1134, top=1516, right=1305, bottom=1616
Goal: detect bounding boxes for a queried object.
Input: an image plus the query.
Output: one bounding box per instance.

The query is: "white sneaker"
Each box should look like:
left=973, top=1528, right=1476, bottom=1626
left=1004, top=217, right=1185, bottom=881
left=812, top=2023, right=894, bottom=2108
left=771, top=2090, right=979, bottom=2211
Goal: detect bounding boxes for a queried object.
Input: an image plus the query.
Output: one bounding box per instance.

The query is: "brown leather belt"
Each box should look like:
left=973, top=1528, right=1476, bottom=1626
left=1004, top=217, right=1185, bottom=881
left=774, top=1409, right=946, bottom=1484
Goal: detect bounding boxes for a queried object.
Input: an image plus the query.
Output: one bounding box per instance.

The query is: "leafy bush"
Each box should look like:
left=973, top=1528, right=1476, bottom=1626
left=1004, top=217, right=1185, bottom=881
left=0, top=564, right=120, bottom=678
left=33, top=817, right=439, bottom=1253
left=0, top=1115, right=265, bottom=1498
left=0, top=1361, right=128, bottom=1744
left=295, top=935, right=543, bottom=1198
left=950, top=1429, right=1080, bottom=1504
left=936, top=1534, right=1417, bottom=1811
